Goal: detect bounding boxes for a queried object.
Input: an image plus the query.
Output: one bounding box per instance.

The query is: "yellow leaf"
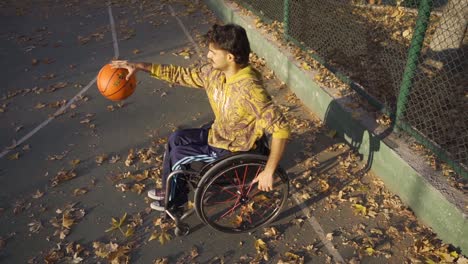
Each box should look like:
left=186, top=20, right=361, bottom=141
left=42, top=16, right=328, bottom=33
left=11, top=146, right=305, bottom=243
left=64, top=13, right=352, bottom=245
left=319, top=179, right=329, bottom=192
left=35, top=102, right=46, bottom=109
left=93, top=242, right=110, bottom=258
left=105, top=226, right=118, bottom=233
left=62, top=213, right=74, bottom=229
left=8, top=153, right=20, bottom=160
left=124, top=227, right=134, bottom=238
left=365, top=247, right=375, bottom=256
left=132, top=49, right=141, bottom=54
left=159, top=231, right=171, bottom=245
left=284, top=251, right=300, bottom=260
left=255, top=239, right=267, bottom=253
left=178, top=51, right=190, bottom=59
left=353, top=204, right=367, bottom=216
left=131, top=183, right=145, bottom=194
left=119, top=213, right=127, bottom=226
left=148, top=231, right=159, bottom=242
left=70, top=159, right=80, bottom=167
left=232, top=215, right=243, bottom=227
left=301, top=62, right=311, bottom=71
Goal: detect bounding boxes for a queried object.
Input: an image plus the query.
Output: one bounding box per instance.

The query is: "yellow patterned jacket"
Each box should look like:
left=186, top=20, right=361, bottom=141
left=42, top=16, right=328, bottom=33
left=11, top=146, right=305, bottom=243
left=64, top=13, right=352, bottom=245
left=150, top=63, right=290, bottom=152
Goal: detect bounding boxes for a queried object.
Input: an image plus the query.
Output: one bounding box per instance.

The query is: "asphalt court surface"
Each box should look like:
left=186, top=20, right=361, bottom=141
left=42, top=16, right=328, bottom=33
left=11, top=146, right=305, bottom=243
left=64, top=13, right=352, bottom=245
left=0, top=1, right=457, bottom=263
left=1, top=1, right=318, bottom=263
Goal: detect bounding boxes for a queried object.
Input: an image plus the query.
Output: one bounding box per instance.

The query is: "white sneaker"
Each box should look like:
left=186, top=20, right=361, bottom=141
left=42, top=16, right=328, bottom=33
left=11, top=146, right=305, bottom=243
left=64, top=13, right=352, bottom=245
left=147, top=189, right=165, bottom=201
left=150, top=201, right=165, bottom=211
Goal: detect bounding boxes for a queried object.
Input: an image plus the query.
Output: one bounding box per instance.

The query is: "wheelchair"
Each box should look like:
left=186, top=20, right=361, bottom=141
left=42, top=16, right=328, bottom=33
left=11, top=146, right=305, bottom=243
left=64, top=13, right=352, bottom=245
left=162, top=149, right=290, bottom=236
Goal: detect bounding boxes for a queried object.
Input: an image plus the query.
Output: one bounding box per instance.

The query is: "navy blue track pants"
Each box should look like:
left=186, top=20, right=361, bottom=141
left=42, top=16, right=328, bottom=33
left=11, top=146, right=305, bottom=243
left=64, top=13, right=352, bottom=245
left=162, top=124, right=231, bottom=207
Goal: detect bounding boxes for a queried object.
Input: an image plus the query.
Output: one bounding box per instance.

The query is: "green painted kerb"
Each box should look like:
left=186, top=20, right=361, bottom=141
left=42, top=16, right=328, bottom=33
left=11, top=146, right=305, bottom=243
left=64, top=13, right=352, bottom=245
left=204, top=0, right=468, bottom=254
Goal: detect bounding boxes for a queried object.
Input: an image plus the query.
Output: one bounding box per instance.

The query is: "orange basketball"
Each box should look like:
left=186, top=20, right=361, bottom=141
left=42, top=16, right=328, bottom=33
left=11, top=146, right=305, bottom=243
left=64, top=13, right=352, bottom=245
left=97, top=64, right=136, bottom=101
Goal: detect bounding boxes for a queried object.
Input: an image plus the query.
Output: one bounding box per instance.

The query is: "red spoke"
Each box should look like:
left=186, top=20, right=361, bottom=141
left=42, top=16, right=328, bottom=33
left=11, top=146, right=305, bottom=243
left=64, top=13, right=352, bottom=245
left=245, top=165, right=263, bottom=196
left=211, top=195, right=238, bottom=205
left=212, top=183, right=238, bottom=197
left=219, top=197, right=242, bottom=219
left=253, top=202, right=275, bottom=218
left=234, top=168, right=242, bottom=187
left=240, top=165, right=249, bottom=194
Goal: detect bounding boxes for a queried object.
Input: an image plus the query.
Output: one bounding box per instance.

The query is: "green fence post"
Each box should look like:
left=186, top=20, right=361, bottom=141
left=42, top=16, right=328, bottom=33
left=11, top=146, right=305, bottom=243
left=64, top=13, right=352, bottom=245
left=283, top=0, right=290, bottom=40
left=395, top=0, right=434, bottom=130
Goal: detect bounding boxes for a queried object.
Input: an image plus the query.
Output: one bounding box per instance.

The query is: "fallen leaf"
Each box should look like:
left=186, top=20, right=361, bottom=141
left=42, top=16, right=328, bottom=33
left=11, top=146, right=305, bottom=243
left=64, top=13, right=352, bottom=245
left=28, top=220, right=42, bottom=233
left=254, top=239, right=269, bottom=261
left=8, top=153, right=20, bottom=160
left=80, top=118, right=91, bottom=124
left=301, top=62, right=311, bottom=70
left=62, top=212, right=74, bottom=229
left=35, top=102, right=46, bottom=109
left=154, top=258, right=169, bottom=264
left=124, top=227, right=134, bottom=238
left=73, top=188, right=88, bottom=196
left=105, top=213, right=127, bottom=233
left=109, top=155, right=120, bottom=164
left=50, top=169, right=77, bottom=187
left=365, top=247, right=375, bottom=256
left=158, top=231, right=171, bottom=245
left=32, top=190, right=44, bottom=199
left=148, top=231, right=159, bottom=242
left=353, top=204, right=367, bottom=216
left=96, top=155, right=107, bottom=165
left=131, top=183, right=145, bottom=194
left=70, top=159, right=80, bottom=167
left=263, top=227, right=279, bottom=238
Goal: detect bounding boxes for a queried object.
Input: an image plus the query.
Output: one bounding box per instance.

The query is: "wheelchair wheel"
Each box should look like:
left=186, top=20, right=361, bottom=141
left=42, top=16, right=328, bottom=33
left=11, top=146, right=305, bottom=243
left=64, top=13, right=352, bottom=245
left=194, top=154, right=289, bottom=233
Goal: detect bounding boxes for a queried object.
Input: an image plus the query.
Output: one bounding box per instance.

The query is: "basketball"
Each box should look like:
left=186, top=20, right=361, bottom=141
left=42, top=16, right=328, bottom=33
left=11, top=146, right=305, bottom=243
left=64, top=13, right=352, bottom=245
left=97, top=64, right=136, bottom=101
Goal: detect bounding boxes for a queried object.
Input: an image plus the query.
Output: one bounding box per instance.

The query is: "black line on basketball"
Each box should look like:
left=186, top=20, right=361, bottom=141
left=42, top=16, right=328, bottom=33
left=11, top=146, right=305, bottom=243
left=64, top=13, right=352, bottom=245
left=102, top=68, right=120, bottom=94
left=107, top=77, right=133, bottom=98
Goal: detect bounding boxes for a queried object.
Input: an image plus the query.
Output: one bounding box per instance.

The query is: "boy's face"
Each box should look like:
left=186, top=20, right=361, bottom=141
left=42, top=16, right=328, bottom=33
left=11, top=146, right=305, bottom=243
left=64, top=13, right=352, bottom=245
left=207, top=43, right=233, bottom=71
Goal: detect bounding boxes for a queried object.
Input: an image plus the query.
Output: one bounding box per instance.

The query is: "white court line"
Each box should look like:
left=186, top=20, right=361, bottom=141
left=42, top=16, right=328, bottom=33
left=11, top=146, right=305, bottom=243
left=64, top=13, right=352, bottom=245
left=168, top=5, right=203, bottom=58
left=291, top=193, right=346, bottom=263
left=168, top=4, right=346, bottom=262
left=0, top=3, right=120, bottom=159
left=107, top=3, right=119, bottom=59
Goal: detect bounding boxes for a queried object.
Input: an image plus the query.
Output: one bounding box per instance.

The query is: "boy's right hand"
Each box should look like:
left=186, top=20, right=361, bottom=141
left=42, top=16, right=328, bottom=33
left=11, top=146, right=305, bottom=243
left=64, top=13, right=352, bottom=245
left=110, top=60, right=137, bottom=80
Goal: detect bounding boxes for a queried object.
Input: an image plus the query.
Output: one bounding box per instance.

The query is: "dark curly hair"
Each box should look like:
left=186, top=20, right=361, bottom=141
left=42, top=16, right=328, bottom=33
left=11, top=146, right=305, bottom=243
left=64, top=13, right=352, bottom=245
left=205, top=24, right=251, bottom=66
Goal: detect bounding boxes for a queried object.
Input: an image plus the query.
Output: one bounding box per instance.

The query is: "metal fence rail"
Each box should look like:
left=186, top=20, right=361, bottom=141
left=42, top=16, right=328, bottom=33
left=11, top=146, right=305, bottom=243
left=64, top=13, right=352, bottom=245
left=235, top=0, right=467, bottom=178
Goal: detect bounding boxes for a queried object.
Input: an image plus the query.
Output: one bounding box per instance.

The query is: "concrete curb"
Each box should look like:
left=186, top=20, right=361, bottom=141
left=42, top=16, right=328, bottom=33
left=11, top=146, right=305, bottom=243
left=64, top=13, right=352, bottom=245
left=205, top=0, right=467, bottom=253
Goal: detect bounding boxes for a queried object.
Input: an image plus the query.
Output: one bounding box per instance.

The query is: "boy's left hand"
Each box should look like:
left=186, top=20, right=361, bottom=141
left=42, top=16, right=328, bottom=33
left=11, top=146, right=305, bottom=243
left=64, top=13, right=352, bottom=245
left=253, top=170, right=274, bottom=191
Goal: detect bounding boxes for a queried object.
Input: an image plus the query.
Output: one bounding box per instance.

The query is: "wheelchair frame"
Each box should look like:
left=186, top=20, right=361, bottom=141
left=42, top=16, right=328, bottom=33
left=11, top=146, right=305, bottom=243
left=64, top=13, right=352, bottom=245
left=162, top=153, right=289, bottom=236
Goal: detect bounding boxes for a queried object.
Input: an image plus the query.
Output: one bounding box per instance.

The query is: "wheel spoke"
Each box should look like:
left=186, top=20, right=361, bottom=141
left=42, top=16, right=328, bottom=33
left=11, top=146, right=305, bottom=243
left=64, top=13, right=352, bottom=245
left=199, top=158, right=288, bottom=233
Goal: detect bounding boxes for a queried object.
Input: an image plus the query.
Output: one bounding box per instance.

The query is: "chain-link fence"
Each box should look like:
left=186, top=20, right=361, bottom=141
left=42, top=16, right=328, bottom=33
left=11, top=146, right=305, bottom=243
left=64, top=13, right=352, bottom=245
left=235, top=0, right=467, bottom=178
